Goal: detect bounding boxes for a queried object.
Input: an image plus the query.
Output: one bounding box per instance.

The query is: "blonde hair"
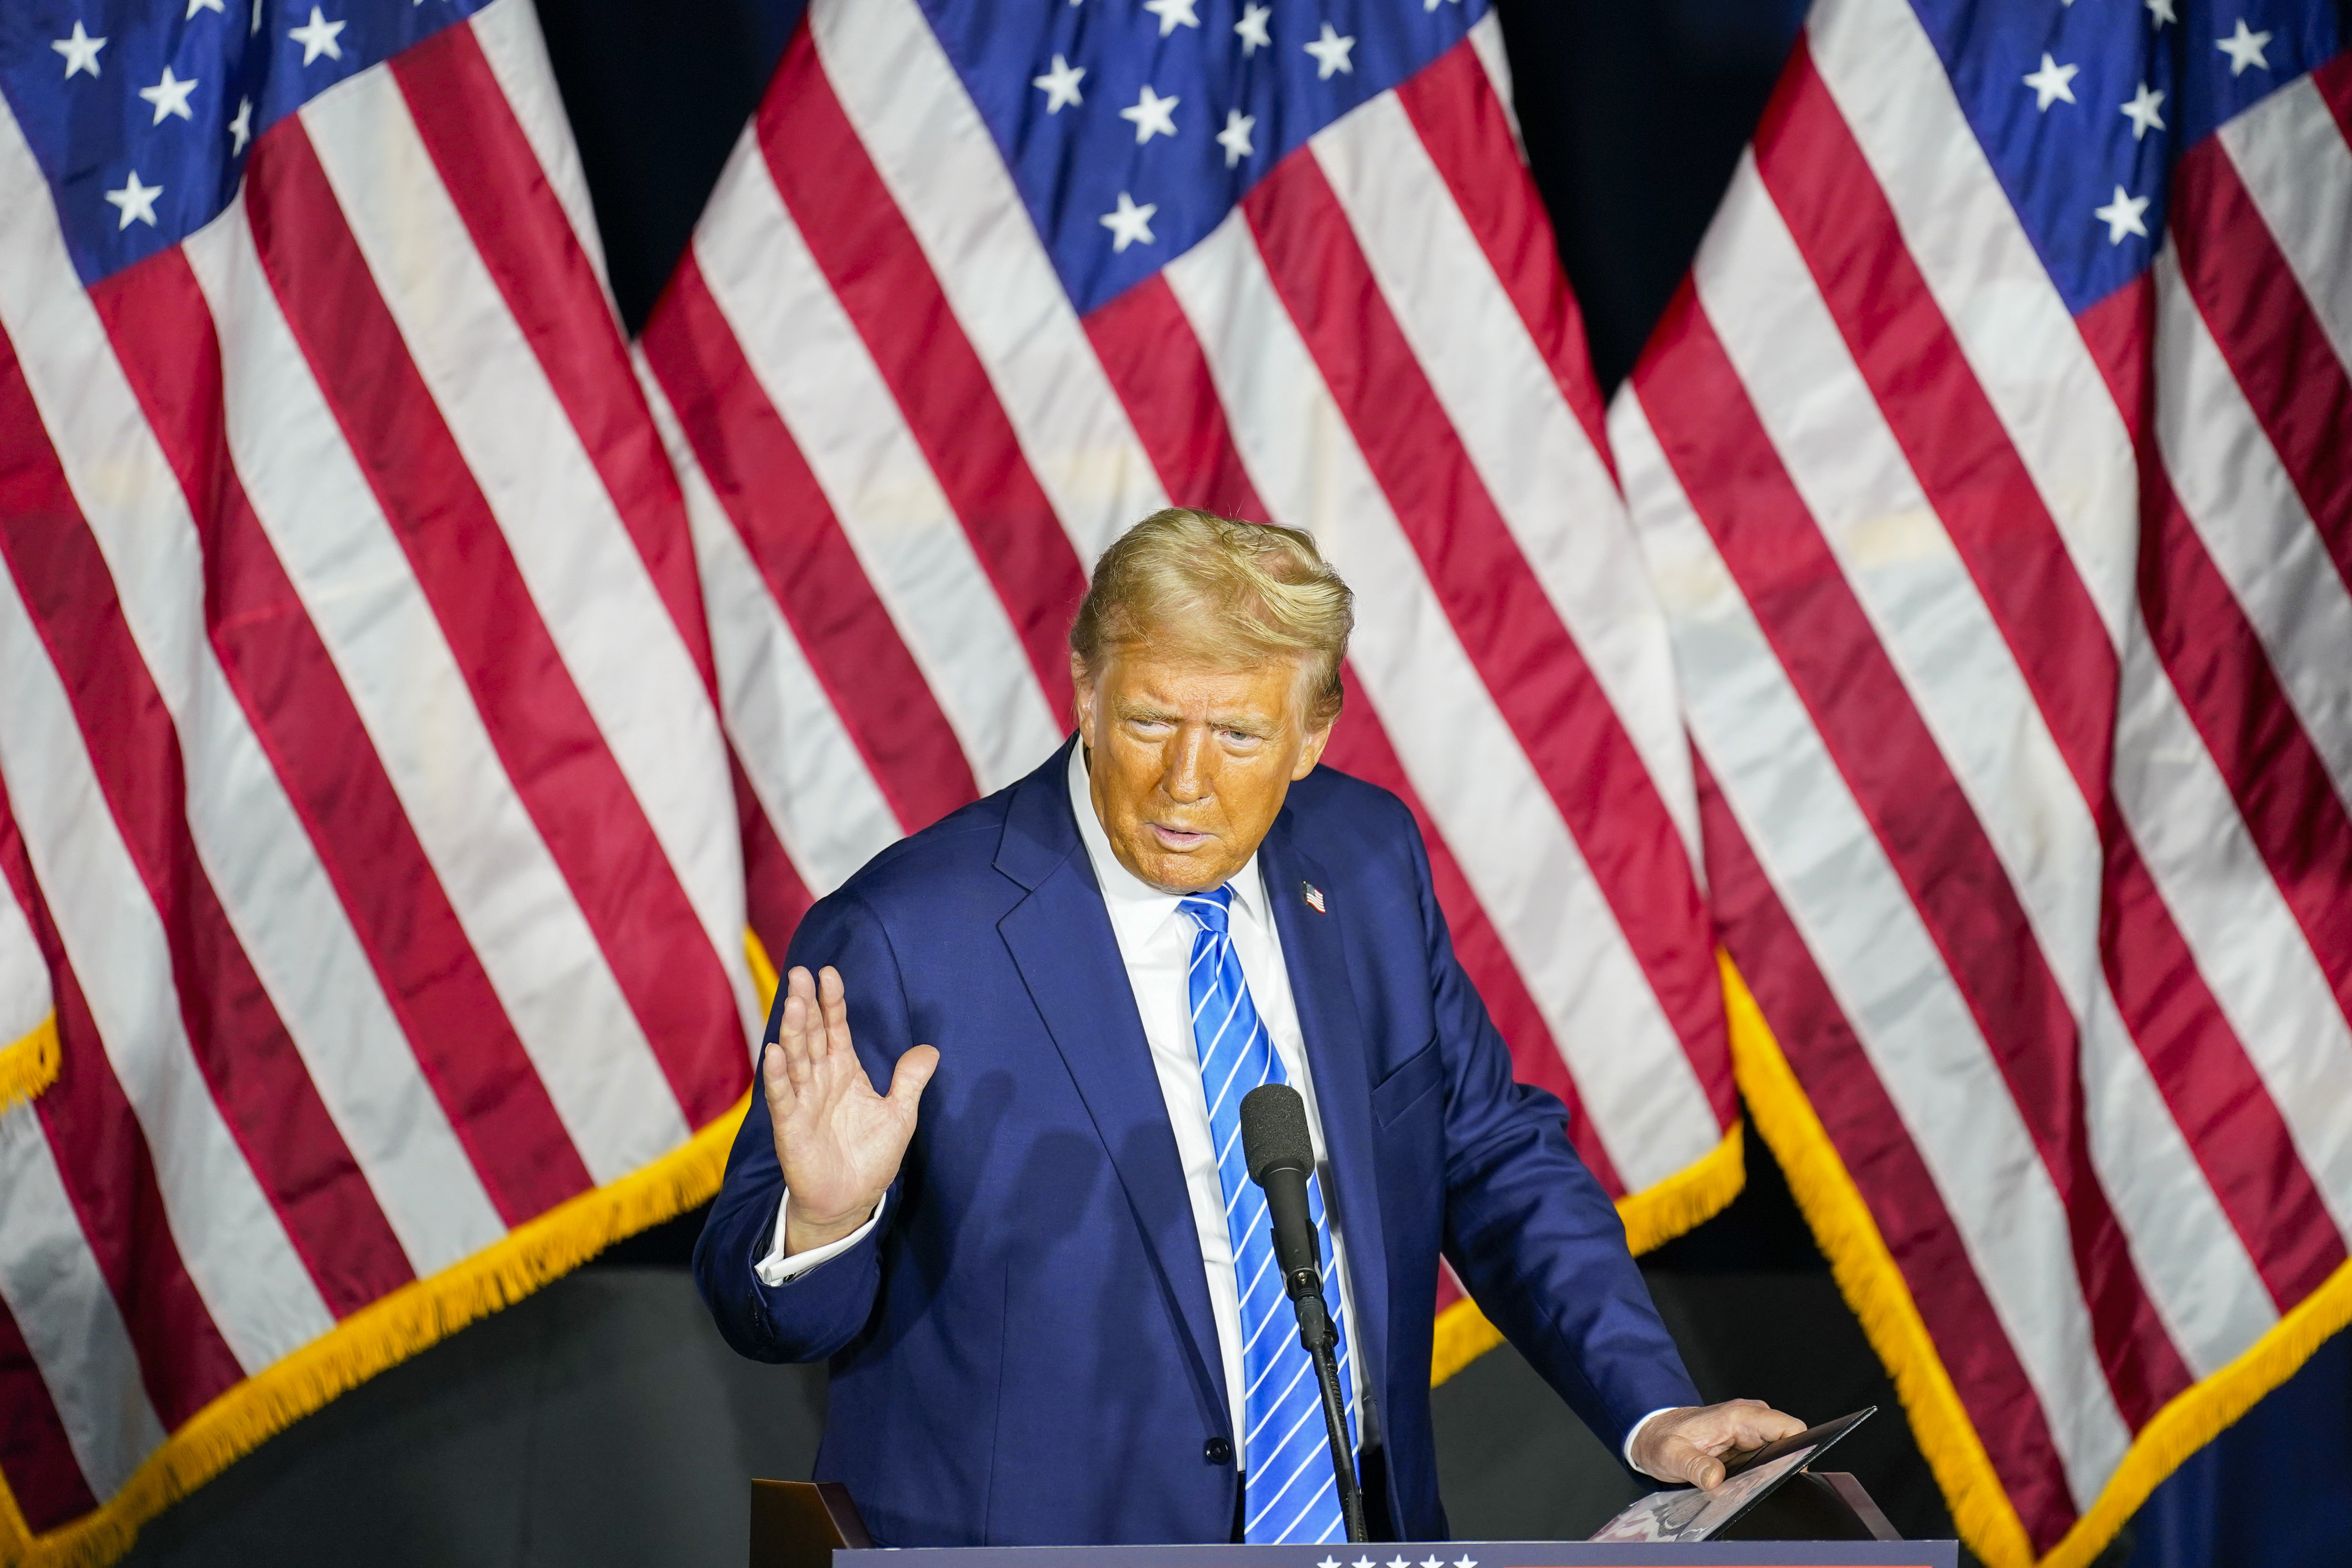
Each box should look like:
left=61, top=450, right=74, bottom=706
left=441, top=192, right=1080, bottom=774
left=1070, top=508, right=1354, bottom=725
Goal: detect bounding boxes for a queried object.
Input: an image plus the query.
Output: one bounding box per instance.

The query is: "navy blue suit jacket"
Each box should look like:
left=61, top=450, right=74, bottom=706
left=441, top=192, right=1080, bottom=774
left=694, top=740, right=1699, bottom=1545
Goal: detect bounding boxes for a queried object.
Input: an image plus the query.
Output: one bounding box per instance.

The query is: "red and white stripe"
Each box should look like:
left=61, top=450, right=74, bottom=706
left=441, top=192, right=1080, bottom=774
left=0, top=811, right=48, bottom=1073
left=1613, top=0, right=2352, bottom=1556
left=643, top=0, right=1735, bottom=1226
left=0, top=0, right=755, bottom=1544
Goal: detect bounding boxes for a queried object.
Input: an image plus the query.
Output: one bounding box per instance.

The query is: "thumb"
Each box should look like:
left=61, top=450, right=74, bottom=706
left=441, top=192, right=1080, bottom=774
left=887, top=1043, right=940, bottom=1112
left=1652, top=1433, right=1727, bottom=1491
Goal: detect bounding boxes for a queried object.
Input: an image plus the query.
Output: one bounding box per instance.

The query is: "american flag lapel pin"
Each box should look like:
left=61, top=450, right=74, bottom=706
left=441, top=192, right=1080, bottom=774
left=1301, top=882, right=1326, bottom=915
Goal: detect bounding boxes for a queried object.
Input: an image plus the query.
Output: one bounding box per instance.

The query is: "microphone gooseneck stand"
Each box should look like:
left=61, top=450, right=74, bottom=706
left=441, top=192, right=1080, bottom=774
left=1240, top=1084, right=1369, bottom=1544
left=1282, top=1252, right=1368, bottom=1544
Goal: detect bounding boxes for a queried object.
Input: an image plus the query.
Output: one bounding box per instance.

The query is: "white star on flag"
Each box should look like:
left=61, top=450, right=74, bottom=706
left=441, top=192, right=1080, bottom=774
left=1317, top=1559, right=1339, bottom=1568
left=1143, top=0, right=1199, bottom=35
left=104, top=170, right=163, bottom=230
left=2120, top=81, right=2166, bottom=140
left=2022, top=53, right=2077, bottom=111
left=1216, top=108, right=1255, bottom=168
left=1031, top=53, right=1085, bottom=113
left=1421, top=1558, right=1442, bottom=1568
left=51, top=21, right=107, bottom=80
left=1455, top=1557, right=1478, bottom=1567
left=2095, top=184, right=2150, bottom=243
left=1304, top=22, right=1356, bottom=79
left=188, top=0, right=226, bottom=16
left=289, top=6, right=346, bottom=64
left=1120, top=84, right=1179, bottom=144
left=1099, top=191, right=1157, bottom=252
left=229, top=95, right=254, bottom=153
left=2145, top=0, right=2177, bottom=26
left=1351, top=1558, right=1374, bottom=1568
left=1233, top=3, right=1271, bottom=55
left=139, top=65, right=201, bottom=125
left=2217, top=19, right=2273, bottom=75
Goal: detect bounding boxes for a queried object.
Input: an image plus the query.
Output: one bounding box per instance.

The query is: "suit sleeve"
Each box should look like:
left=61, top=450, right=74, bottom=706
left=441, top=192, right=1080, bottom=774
left=1407, top=812, right=1704, bottom=1455
left=692, top=889, right=914, bottom=1364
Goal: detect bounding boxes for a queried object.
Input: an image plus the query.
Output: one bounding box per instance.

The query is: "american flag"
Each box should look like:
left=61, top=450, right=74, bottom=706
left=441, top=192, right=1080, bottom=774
left=0, top=0, right=760, bottom=1560
left=634, top=0, right=1739, bottom=1382
left=1612, top=0, right=2352, bottom=1561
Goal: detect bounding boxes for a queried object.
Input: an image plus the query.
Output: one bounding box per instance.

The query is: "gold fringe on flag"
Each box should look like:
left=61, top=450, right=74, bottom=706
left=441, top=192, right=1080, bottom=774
left=1721, top=949, right=2352, bottom=1568
left=0, top=1012, right=59, bottom=1113
left=0, top=939, right=782, bottom=1568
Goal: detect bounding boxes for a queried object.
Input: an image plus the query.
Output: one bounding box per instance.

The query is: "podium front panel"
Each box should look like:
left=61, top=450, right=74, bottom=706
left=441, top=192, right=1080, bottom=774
left=841, top=1541, right=1957, bottom=1567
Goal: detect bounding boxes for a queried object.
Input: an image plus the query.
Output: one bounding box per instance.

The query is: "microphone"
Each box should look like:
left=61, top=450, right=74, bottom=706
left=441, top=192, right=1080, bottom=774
left=1239, top=1083, right=1368, bottom=1543
left=1241, top=1082, right=1323, bottom=1302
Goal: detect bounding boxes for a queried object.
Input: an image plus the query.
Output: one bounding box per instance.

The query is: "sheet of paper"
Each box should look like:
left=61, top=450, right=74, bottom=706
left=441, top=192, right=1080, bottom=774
left=1586, top=1445, right=1817, bottom=1543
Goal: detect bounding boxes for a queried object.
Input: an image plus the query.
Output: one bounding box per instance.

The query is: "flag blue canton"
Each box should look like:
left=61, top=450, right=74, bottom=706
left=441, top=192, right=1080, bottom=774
left=1907, top=0, right=2339, bottom=315
left=0, top=0, right=492, bottom=287
left=921, top=0, right=1489, bottom=317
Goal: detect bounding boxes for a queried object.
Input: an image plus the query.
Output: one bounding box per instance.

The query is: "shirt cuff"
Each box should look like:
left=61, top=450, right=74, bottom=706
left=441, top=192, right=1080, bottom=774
left=752, top=1193, right=883, bottom=1287
left=1622, top=1406, right=1682, bottom=1479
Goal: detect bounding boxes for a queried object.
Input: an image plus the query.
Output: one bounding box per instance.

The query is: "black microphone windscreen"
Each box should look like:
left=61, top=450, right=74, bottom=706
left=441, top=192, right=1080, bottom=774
left=1240, top=1083, right=1314, bottom=1186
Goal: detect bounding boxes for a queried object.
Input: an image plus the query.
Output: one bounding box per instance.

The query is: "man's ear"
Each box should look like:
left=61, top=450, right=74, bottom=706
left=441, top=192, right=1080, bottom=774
left=1293, top=715, right=1335, bottom=780
left=1070, top=653, right=1096, bottom=738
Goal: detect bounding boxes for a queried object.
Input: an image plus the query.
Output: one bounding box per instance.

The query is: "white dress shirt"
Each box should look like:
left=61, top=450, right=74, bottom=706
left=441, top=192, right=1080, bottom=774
left=754, top=745, right=1673, bottom=1476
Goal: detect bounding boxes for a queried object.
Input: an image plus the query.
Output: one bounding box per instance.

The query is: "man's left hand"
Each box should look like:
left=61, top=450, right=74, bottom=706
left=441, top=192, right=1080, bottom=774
left=1628, top=1400, right=1808, bottom=1490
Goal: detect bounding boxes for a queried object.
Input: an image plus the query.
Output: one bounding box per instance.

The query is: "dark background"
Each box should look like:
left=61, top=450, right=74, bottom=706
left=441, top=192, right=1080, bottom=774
left=111, top=1, right=2352, bottom=1564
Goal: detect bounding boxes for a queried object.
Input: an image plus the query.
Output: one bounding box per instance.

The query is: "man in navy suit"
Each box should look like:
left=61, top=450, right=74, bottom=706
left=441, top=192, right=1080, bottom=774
left=696, top=509, right=1799, bottom=1547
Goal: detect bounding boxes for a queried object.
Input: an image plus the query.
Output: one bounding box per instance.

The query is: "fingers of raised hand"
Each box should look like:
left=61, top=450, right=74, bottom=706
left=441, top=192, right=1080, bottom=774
left=817, top=966, right=854, bottom=1063
left=775, top=968, right=816, bottom=1084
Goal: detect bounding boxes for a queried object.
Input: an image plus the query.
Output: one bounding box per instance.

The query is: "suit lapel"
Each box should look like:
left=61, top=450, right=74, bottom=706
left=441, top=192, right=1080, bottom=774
left=1259, top=815, right=1392, bottom=1415
left=994, top=746, right=1229, bottom=1429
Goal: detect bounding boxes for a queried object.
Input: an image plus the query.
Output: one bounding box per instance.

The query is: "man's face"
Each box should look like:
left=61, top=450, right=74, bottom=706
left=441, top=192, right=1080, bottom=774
left=1072, top=645, right=1333, bottom=895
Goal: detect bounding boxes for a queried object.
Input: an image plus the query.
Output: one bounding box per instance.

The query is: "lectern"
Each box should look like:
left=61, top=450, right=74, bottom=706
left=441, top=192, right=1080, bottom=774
left=747, top=1479, right=1955, bottom=1568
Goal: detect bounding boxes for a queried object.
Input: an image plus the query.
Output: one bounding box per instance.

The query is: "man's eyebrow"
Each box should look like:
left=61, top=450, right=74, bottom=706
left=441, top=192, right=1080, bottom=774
left=1111, top=699, right=1272, bottom=737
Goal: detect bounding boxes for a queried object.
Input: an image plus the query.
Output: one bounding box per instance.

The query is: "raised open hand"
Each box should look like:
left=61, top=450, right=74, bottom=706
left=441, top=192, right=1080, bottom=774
left=763, top=964, right=939, bottom=1256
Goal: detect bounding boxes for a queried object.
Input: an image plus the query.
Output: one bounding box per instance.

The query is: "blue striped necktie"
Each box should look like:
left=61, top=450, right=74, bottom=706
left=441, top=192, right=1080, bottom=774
left=1179, top=884, right=1356, bottom=1545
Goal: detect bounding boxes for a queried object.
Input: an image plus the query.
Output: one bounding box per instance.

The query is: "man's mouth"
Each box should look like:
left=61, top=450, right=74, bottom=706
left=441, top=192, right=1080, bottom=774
left=1147, top=823, right=1211, bottom=850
